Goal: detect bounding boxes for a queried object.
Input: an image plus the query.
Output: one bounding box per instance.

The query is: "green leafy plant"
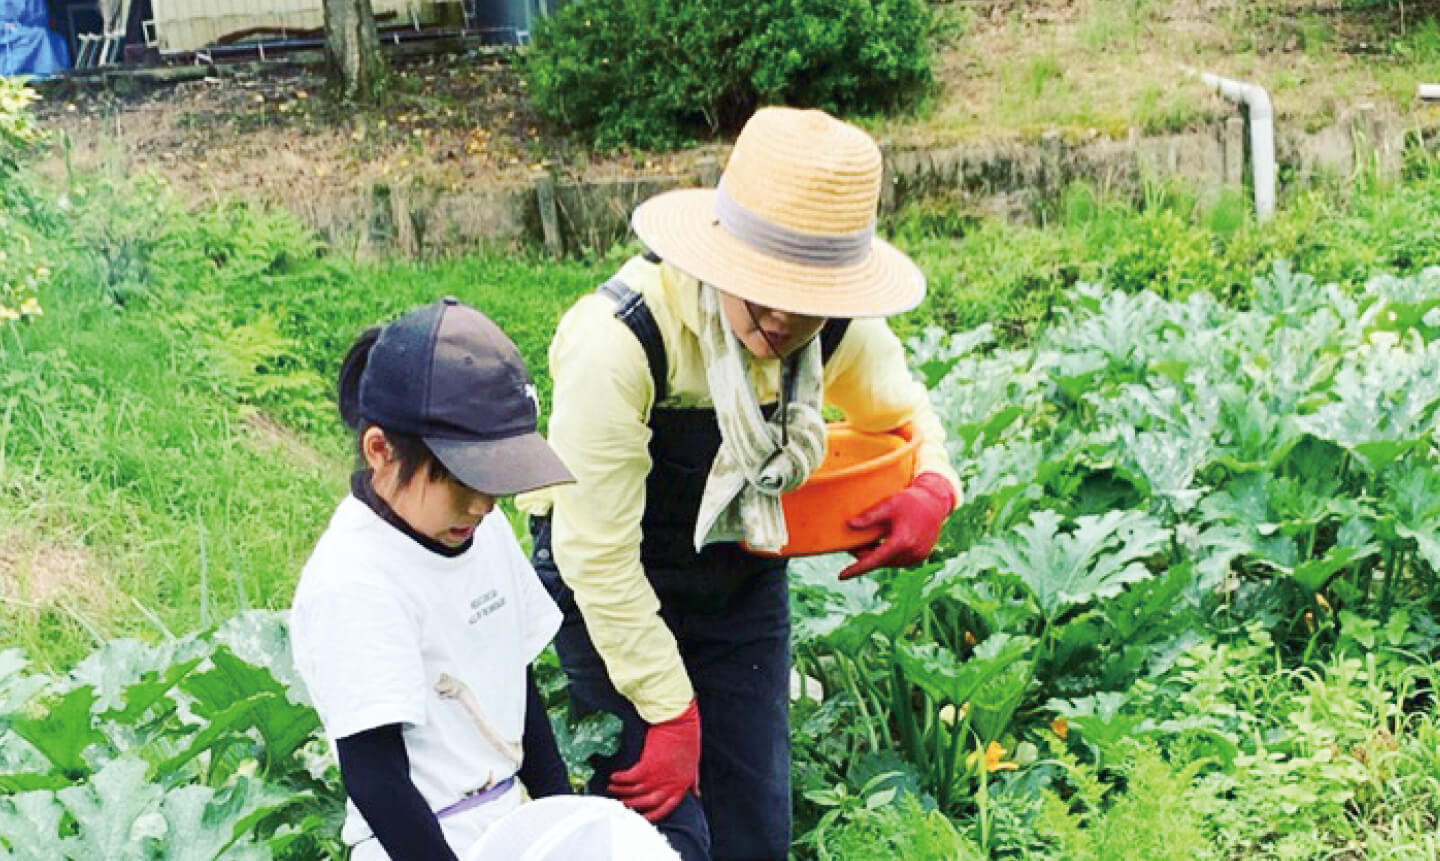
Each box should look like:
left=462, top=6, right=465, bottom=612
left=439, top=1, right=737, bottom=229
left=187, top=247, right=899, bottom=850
left=799, top=774, right=982, bottom=861
left=547, top=710, right=623, bottom=790
left=10, top=128, right=1440, bottom=858
left=525, top=0, right=934, bottom=149
left=965, top=509, right=1169, bottom=630
left=1033, top=739, right=1211, bottom=860
left=0, top=612, right=343, bottom=859
left=0, top=612, right=628, bottom=856
left=0, top=217, right=50, bottom=324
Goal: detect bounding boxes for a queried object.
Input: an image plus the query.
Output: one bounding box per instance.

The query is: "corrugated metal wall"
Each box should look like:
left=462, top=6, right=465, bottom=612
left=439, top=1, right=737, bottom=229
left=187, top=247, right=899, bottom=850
left=467, top=0, right=580, bottom=45
left=149, top=0, right=437, bottom=54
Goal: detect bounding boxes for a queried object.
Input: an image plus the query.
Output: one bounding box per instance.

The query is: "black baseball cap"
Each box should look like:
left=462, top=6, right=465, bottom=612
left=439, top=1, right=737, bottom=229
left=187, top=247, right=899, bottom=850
left=357, top=298, right=574, bottom=495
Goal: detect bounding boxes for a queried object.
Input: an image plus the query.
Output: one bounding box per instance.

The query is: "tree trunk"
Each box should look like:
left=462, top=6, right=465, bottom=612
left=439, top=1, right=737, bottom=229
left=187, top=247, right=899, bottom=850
left=323, top=0, right=385, bottom=103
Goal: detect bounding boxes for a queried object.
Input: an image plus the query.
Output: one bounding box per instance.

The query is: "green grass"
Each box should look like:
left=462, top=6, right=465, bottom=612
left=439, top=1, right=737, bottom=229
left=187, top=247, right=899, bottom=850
left=0, top=295, right=344, bottom=668
left=1080, top=0, right=1160, bottom=54
left=867, top=0, right=1440, bottom=149
left=889, top=159, right=1440, bottom=343
left=991, top=52, right=1116, bottom=137
left=0, top=174, right=605, bottom=669
left=1133, top=83, right=1205, bottom=135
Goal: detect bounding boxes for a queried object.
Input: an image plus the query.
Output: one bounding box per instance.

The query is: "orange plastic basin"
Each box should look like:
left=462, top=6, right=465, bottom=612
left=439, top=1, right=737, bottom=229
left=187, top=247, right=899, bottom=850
left=754, top=423, right=919, bottom=557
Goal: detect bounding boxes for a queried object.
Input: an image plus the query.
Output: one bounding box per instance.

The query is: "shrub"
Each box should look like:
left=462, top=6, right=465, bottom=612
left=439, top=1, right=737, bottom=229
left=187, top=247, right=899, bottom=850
left=525, top=0, right=935, bottom=150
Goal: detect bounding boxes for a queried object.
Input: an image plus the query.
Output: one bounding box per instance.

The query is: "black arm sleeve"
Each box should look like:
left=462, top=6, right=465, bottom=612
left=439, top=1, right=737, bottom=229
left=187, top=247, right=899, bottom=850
left=517, top=667, right=573, bottom=798
left=335, top=724, right=460, bottom=861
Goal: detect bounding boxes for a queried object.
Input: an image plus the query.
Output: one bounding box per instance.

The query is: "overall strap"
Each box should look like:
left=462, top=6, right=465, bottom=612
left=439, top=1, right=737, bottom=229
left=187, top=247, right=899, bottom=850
left=819, top=318, right=851, bottom=363
left=597, top=278, right=669, bottom=404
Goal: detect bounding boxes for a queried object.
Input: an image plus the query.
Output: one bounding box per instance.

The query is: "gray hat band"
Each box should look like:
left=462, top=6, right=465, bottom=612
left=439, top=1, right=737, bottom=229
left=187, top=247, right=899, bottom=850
left=714, top=181, right=874, bottom=268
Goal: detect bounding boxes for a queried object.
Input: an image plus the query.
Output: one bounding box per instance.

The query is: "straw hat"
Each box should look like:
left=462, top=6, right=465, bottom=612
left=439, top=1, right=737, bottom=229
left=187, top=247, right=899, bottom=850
left=631, top=107, right=925, bottom=319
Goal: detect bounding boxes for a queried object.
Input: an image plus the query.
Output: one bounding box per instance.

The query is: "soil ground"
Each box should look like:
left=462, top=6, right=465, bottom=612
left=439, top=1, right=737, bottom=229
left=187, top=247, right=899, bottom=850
left=28, top=0, right=1440, bottom=219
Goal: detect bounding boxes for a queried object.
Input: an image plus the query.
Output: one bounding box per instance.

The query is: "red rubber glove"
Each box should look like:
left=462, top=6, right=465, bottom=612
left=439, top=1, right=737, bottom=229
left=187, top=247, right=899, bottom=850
left=607, top=700, right=700, bottom=823
left=838, top=472, right=957, bottom=581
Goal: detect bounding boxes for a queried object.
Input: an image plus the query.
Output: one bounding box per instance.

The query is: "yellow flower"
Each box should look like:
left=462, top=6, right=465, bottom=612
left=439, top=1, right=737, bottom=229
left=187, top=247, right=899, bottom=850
left=1051, top=716, right=1069, bottom=740
left=967, top=741, right=1018, bottom=774
left=19, top=296, right=41, bottom=316
left=0, top=306, right=20, bottom=322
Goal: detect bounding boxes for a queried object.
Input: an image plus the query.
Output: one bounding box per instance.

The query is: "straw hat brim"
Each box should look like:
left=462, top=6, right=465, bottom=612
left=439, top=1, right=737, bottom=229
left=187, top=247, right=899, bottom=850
left=632, top=188, right=925, bottom=319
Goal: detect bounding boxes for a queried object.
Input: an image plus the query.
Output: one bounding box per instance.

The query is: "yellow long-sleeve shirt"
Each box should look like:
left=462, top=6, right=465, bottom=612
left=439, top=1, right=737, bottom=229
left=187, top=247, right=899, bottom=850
left=517, top=256, right=961, bottom=724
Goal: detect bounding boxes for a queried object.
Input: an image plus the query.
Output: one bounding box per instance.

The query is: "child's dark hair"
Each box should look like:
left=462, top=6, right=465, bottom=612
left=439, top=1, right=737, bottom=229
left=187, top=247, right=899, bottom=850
left=337, top=326, right=453, bottom=488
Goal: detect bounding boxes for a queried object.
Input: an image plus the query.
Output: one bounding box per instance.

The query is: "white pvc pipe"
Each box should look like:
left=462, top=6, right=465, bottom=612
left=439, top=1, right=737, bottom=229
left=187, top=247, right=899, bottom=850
left=1187, top=68, right=1276, bottom=223
left=1420, top=84, right=1440, bottom=102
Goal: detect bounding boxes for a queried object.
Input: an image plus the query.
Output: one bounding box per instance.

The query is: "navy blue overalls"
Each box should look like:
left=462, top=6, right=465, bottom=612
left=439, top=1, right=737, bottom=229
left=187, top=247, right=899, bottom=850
left=531, top=275, right=848, bottom=861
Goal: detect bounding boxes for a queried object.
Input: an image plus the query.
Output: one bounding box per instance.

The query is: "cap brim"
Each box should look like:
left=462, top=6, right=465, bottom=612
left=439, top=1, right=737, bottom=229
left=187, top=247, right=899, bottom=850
left=426, top=433, right=575, bottom=496
left=632, top=188, right=925, bottom=318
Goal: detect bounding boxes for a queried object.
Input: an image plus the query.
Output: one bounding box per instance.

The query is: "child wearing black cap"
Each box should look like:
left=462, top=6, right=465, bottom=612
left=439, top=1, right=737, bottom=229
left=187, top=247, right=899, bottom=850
left=290, top=298, right=577, bottom=861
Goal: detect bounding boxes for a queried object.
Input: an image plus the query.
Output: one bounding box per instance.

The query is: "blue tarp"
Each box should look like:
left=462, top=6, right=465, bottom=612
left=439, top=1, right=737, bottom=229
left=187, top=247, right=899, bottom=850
left=1, top=0, right=69, bottom=78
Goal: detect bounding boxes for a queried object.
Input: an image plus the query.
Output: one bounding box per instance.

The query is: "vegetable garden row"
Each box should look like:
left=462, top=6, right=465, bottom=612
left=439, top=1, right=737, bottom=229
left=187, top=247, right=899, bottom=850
left=3, top=258, right=1438, bottom=855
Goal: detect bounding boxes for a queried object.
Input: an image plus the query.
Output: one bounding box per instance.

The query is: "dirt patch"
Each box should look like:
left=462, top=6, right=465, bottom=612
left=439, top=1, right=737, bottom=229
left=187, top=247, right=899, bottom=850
left=33, top=50, right=719, bottom=231
left=0, top=527, right=101, bottom=609
left=240, top=411, right=344, bottom=475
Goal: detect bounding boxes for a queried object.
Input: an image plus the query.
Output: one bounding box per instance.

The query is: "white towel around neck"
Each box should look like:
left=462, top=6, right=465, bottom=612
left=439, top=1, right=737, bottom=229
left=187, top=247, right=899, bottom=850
left=692, top=284, right=827, bottom=553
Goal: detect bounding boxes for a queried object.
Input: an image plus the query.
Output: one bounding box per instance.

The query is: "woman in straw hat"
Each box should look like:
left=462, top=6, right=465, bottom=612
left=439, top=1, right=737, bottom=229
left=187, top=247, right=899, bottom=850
left=517, top=106, right=961, bottom=860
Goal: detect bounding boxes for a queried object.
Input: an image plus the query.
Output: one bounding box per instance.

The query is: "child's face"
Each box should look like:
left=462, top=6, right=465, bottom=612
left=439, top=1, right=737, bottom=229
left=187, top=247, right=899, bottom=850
left=388, top=471, right=497, bottom=547
left=364, top=428, right=497, bottom=547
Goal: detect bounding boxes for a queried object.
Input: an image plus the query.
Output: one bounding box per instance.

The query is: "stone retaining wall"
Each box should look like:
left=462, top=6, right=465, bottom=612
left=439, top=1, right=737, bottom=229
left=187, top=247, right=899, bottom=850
left=337, top=104, right=1426, bottom=259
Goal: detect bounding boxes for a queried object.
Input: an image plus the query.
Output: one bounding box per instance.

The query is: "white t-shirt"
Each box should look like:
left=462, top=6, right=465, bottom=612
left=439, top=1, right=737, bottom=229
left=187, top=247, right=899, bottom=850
left=290, top=495, right=562, bottom=854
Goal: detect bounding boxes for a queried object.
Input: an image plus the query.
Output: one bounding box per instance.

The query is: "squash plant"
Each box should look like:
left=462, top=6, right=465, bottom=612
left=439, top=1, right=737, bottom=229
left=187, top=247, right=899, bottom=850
left=0, top=611, right=340, bottom=859
left=791, top=262, right=1440, bottom=827
left=0, top=611, right=621, bottom=857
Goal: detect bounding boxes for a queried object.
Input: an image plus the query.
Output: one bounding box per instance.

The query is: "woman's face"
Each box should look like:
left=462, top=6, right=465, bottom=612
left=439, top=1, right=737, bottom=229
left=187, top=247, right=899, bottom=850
left=363, top=427, right=496, bottom=547
left=719, top=291, right=827, bottom=360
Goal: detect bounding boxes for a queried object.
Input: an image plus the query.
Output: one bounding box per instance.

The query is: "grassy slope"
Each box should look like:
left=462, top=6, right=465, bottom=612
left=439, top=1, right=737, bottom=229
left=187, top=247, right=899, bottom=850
left=899, top=164, right=1440, bottom=341
left=882, top=0, right=1440, bottom=145
left=0, top=182, right=603, bottom=669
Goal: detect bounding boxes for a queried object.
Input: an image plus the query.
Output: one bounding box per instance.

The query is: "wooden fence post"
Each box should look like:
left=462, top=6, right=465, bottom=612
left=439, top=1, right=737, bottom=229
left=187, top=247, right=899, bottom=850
left=879, top=144, right=899, bottom=214
left=535, top=175, right=563, bottom=258
left=696, top=157, right=722, bottom=188
left=390, top=183, right=421, bottom=259
left=1224, top=116, right=1245, bottom=190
